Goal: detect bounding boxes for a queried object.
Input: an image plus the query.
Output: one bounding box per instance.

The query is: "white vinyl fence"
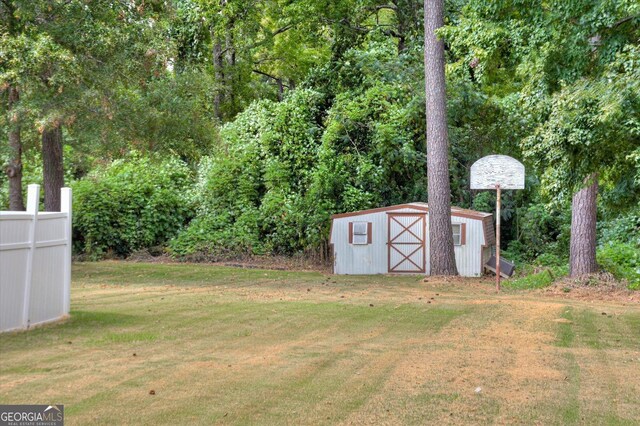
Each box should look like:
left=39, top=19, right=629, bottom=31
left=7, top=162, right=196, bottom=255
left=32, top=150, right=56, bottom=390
left=0, top=185, right=72, bottom=332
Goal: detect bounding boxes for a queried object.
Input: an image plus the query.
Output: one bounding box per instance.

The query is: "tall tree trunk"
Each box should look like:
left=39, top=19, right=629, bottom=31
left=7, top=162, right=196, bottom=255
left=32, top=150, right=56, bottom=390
left=225, top=19, right=236, bottom=113
left=6, top=86, right=25, bottom=211
left=211, top=0, right=229, bottom=121
left=569, top=174, right=598, bottom=277
left=424, top=0, right=458, bottom=275
left=212, top=40, right=224, bottom=120
left=394, top=0, right=410, bottom=54
left=42, top=124, right=64, bottom=212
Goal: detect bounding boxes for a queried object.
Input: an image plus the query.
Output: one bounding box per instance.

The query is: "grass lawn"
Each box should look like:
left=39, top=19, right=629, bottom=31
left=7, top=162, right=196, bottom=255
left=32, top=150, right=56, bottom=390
left=1, top=262, right=639, bottom=425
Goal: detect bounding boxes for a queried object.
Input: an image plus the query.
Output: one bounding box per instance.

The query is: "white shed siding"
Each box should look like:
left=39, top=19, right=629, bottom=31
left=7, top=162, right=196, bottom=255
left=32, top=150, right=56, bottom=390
left=452, top=216, right=485, bottom=277
left=331, top=204, right=492, bottom=277
left=331, top=207, right=426, bottom=275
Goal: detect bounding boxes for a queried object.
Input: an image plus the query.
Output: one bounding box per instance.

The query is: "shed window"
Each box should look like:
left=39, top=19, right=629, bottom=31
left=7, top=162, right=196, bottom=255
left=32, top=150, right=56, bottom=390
left=452, top=224, right=462, bottom=245
left=349, top=221, right=371, bottom=245
left=452, top=223, right=466, bottom=245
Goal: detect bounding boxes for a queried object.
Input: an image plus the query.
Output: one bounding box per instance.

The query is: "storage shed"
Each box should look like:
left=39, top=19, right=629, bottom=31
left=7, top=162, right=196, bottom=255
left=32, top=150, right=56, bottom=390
left=329, top=203, right=495, bottom=277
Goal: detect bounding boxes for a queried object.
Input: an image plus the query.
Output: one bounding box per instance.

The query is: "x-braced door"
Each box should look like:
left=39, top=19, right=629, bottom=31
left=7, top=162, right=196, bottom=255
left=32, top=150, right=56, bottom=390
left=387, top=213, right=426, bottom=273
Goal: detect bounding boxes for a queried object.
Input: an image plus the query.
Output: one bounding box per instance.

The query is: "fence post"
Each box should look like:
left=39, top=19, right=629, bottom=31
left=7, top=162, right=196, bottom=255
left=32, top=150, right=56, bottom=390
left=22, top=184, right=40, bottom=329
left=61, top=188, right=72, bottom=315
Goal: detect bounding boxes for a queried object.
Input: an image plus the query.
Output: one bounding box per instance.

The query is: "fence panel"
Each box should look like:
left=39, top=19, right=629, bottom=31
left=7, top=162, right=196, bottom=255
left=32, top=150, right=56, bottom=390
left=0, top=185, right=72, bottom=332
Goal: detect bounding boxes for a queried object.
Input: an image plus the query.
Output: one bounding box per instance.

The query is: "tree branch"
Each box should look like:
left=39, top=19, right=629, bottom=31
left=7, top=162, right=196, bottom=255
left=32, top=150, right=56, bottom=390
left=610, top=15, right=638, bottom=29
left=252, top=69, right=289, bottom=88
left=244, top=24, right=295, bottom=51
left=374, top=4, right=398, bottom=11
left=272, top=24, right=293, bottom=37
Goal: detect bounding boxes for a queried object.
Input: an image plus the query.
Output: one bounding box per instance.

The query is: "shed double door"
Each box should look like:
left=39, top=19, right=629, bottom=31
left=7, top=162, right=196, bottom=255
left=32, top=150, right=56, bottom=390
left=387, top=213, right=426, bottom=273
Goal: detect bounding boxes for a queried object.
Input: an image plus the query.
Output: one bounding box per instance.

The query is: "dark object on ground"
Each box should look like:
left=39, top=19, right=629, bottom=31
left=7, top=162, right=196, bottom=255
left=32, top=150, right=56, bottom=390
left=485, top=256, right=515, bottom=278
left=148, top=245, right=165, bottom=257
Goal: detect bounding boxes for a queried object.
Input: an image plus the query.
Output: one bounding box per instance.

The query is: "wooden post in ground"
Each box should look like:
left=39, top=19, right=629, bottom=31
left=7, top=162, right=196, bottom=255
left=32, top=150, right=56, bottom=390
left=495, top=185, right=501, bottom=292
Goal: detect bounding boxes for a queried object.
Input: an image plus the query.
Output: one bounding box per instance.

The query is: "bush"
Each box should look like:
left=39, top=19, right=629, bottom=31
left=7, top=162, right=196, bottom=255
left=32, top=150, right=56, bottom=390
left=597, top=242, right=640, bottom=289
left=168, top=90, right=328, bottom=258
left=533, top=252, right=566, bottom=267
left=598, top=208, right=640, bottom=247
left=167, top=212, right=263, bottom=260
left=506, top=203, right=570, bottom=262
left=166, top=100, right=275, bottom=259
left=504, top=265, right=568, bottom=290
left=72, top=154, right=194, bottom=258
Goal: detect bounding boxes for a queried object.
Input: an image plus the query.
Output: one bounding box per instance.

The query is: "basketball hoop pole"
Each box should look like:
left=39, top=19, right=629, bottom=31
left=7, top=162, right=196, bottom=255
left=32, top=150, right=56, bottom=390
left=469, top=155, right=525, bottom=291
left=495, top=184, right=501, bottom=292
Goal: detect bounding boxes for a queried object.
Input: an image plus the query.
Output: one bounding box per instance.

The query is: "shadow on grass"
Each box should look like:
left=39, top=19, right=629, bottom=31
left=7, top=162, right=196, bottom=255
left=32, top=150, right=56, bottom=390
left=68, top=310, right=139, bottom=327
left=0, top=310, right=142, bottom=352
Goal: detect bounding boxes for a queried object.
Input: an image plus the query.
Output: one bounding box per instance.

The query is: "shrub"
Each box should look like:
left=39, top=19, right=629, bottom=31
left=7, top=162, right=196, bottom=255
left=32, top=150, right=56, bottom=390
left=167, top=212, right=263, bottom=260
left=598, top=208, right=640, bottom=247
left=72, top=154, right=194, bottom=258
left=533, top=252, right=566, bottom=267
left=506, top=203, right=570, bottom=262
left=597, top=242, right=640, bottom=289
left=504, top=265, right=568, bottom=290
left=168, top=90, right=327, bottom=258
left=167, top=100, right=273, bottom=259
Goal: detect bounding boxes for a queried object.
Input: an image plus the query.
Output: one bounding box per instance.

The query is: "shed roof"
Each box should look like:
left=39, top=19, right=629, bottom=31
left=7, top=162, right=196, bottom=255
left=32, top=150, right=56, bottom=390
left=330, top=202, right=495, bottom=246
left=330, top=202, right=492, bottom=220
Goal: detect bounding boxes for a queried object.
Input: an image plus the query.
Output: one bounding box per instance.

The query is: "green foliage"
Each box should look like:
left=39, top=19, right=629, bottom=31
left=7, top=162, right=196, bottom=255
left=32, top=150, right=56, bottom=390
left=444, top=0, right=639, bottom=278
left=72, top=154, right=194, bottom=258
left=448, top=1, right=640, bottom=203
left=170, top=36, right=436, bottom=259
left=314, top=78, right=428, bottom=211
left=167, top=133, right=266, bottom=258
left=597, top=242, right=640, bottom=289
left=533, top=253, right=567, bottom=268
left=504, top=265, right=568, bottom=290
left=169, top=89, right=325, bottom=258
left=72, top=69, right=219, bottom=163
left=505, top=203, right=571, bottom=263
left=1, top=0, right=172, bottom=133
left=598, top=207, right=640, bottom=246
left=523, top=55, right=640, bottom=200
left=503, top=245, right=568, bottom=290
left=303, top=35, right=432, bottom=238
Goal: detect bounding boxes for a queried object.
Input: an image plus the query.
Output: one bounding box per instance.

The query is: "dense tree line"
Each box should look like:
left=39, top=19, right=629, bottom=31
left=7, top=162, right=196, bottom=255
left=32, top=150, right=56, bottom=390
left=1, top=1, right=638, bottom=285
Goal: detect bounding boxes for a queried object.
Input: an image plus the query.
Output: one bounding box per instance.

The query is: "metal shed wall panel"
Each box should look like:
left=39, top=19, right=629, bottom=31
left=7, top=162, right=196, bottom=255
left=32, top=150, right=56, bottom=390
left=452, top=216, right=485, bottom=277
left=331, top=207, right=427, bottom=275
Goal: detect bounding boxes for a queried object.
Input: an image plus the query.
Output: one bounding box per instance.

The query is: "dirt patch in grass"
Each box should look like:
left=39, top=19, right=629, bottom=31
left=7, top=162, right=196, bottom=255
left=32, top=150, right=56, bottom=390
left=541, top=274, right=639, bottom=304
left=343, top=299, right=566, bottom=424
left=124, top=250, right=333, bottom=273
